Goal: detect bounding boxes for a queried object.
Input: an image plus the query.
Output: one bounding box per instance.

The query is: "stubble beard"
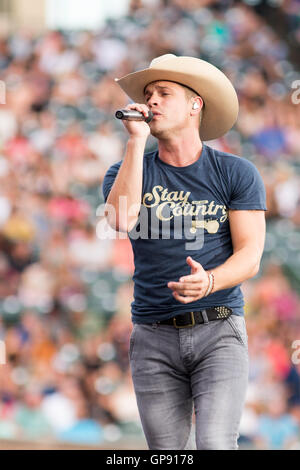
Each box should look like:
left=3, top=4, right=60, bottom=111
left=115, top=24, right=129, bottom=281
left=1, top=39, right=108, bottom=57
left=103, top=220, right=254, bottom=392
left=150, top=120, right=182, bottom=140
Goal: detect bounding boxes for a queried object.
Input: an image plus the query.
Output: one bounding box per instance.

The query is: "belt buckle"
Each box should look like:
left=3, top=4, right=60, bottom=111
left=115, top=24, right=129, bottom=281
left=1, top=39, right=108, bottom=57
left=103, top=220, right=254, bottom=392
left=173, top=312, right=195, bottom=329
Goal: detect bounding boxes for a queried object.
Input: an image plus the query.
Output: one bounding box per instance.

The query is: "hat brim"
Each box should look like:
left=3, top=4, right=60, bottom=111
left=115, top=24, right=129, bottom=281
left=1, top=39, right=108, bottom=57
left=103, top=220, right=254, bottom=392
left=115, top=61, right=239, bottom=141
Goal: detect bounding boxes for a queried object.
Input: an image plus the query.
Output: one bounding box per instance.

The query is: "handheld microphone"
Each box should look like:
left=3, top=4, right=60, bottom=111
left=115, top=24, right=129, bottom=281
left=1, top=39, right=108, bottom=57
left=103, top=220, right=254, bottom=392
left=115, top=109, right=153, bottom=123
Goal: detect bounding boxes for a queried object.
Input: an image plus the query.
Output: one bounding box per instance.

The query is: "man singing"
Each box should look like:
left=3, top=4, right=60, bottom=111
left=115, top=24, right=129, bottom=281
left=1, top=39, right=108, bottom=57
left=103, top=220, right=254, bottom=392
left=102, top=54, right=267, bottom=449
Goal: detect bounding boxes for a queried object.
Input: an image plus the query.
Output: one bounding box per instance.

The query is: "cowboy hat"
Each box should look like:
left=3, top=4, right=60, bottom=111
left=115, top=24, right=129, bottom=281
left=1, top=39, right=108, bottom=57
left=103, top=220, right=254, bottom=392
left=115, top=54, right=239, bottom=141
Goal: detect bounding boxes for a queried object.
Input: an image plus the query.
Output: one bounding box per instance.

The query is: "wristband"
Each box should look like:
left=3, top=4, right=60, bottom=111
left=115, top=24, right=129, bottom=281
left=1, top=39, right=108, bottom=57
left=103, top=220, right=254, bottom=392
left=209, top=271, right=215, bottom=294
left=204, top=271, right=215, bottom=297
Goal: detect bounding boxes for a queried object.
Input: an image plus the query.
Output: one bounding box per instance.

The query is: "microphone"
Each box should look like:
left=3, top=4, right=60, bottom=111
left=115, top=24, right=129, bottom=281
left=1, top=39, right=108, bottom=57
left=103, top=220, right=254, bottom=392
left=115, top=109, right=153, bottom=123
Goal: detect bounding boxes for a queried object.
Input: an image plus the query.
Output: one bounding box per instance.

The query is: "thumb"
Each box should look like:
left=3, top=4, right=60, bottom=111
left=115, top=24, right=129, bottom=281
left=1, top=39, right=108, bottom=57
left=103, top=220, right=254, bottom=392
left=186, top=256, right=202, bottom=270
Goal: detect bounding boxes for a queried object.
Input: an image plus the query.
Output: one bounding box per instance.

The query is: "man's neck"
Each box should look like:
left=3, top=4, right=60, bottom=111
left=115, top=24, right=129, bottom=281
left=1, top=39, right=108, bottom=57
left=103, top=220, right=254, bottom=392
left=157, top=132, right=203, bottom=167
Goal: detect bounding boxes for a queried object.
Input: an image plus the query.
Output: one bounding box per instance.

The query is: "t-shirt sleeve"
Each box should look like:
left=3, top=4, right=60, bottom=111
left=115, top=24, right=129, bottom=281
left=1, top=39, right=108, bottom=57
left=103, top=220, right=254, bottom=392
left=228, top=159, right=267, bottom=211
left=102, top=161, right=122, bottom=202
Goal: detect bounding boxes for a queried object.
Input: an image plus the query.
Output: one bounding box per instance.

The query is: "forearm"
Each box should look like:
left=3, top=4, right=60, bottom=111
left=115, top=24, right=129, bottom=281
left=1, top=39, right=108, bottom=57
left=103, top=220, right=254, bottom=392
left=170, top=212, right=265, bottom=304
left=105, top=137, right=146, bottom=232
left=210, top=246, right=261, bottom=294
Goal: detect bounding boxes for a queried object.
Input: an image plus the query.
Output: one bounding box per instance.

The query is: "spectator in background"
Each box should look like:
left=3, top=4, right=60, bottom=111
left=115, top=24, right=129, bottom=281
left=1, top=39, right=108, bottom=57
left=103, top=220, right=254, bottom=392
left=0, top=0, right=299, bottom=448
left=255, top=393, right=299, bottom=449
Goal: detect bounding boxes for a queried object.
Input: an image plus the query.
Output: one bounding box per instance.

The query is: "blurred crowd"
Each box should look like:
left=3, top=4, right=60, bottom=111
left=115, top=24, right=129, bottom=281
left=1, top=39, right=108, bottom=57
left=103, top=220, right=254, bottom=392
left=0, top=0, right=299, bottom=449
left=276, top=0, right=300, bottom=45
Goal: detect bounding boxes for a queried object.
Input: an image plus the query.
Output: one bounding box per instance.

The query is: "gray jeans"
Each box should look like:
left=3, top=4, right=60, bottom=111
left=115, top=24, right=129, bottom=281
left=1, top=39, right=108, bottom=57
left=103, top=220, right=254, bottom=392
left=129, top=314, right=249, bottom=450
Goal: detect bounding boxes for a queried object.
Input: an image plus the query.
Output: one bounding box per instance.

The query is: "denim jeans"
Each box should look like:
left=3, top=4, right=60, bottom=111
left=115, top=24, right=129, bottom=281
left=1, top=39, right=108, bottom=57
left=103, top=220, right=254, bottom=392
left=129, top=313, right=249, bottom=450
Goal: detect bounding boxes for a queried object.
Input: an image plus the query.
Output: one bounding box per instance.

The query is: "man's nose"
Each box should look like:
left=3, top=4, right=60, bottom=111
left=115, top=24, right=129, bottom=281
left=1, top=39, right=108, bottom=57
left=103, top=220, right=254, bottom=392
left=147, top=94, right=159, bottom=107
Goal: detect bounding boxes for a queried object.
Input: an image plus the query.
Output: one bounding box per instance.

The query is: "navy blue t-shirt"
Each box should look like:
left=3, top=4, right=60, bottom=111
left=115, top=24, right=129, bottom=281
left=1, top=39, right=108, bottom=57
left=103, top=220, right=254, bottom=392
left=102, top=143, right=267, bottom=323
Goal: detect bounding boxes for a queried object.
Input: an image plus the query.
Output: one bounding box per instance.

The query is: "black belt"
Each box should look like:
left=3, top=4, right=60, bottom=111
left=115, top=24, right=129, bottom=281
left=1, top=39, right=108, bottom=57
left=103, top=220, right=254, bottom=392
left=158, top=306, right=232, bottom=329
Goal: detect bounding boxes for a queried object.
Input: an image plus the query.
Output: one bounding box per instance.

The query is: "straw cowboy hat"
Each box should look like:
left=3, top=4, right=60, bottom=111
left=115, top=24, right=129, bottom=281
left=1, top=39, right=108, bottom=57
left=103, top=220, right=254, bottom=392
left=115, top=54, right=239, bottom=141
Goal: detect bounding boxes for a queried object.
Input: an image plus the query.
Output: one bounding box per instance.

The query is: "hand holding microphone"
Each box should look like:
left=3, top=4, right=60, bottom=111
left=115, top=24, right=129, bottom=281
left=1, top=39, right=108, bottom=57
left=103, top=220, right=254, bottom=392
left=115, top=103, right=152, bottom=139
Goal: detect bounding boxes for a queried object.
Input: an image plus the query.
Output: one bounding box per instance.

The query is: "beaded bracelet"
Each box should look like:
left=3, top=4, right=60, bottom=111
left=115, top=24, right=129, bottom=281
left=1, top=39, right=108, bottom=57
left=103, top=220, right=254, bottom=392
left=204, top=271, right=215, bottom=297
left=209, top=271, right=215, bottom=294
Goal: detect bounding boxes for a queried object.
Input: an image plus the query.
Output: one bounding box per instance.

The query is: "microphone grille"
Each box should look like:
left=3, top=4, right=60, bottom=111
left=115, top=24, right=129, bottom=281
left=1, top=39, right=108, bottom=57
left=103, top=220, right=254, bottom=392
left=145, top=111, right=153, bottom=123
left=115, top=110, right=123, bottom=119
